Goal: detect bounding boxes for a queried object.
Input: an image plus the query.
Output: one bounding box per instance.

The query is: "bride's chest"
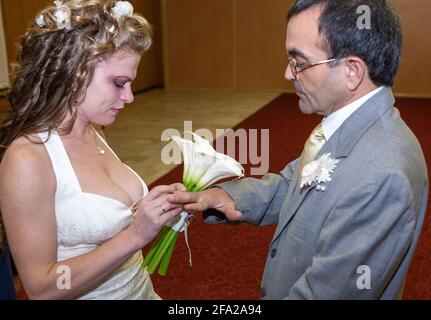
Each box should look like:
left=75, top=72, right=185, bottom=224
left=68, top=151, right=143, bottom=207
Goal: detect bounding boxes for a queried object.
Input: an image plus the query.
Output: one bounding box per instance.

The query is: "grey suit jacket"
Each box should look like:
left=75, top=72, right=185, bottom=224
left=211, top=87, right=429, bottom=299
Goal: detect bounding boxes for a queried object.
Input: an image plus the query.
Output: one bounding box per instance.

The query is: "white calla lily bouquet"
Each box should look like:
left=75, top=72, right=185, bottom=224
left=142, top=132, right=245, bottom=276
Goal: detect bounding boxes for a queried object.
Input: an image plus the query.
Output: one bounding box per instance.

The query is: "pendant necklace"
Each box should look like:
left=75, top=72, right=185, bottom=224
left=92, top=127, right=106, bottom=155
left=67, top=126, right=106, bottom=155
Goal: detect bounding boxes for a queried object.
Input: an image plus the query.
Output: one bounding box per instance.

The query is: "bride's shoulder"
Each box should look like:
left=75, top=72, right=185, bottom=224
left=1, top=134, right=52, bottom=176
left=0, top=134, right=56, bottom=216
left=7, top=134, right=47, bottom=155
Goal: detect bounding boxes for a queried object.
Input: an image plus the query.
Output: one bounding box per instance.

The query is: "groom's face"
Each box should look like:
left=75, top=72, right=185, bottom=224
left=285, top=5, right=347, bottom=116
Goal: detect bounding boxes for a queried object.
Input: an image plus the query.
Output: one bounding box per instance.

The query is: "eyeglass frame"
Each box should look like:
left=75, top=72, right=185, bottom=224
left=288, top=55, right=338, bottom=79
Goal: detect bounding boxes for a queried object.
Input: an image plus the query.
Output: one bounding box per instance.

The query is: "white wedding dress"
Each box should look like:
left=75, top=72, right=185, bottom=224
left=37, top=131, right=160, bottom=300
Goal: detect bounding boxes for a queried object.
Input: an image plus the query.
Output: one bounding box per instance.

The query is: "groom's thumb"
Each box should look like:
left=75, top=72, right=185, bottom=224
left=223, top=208, right=243, bottom=221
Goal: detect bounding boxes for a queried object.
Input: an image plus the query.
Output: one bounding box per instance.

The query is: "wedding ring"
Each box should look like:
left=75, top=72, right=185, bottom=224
left=161, top=203, right=167, bottom=214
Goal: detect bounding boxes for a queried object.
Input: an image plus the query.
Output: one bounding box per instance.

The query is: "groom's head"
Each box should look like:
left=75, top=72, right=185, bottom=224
left=285, top=0, right=402, bottom=116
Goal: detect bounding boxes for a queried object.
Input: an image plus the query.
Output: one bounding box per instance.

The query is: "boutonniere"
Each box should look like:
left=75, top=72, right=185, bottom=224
left=300, top=153, right=339, bottom=191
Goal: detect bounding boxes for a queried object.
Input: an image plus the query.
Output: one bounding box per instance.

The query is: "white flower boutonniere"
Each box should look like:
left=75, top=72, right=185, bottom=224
left=300, top=153, right=339, bottom=191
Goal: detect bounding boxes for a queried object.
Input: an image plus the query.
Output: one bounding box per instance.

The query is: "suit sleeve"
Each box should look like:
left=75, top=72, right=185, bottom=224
left=205, top=159, right=300, bottom=226
left=286, top=169, right=416, bottom=299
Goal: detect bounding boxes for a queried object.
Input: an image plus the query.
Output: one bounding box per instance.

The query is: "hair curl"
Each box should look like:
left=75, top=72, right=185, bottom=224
left=0, top=0, right=152, bottom=161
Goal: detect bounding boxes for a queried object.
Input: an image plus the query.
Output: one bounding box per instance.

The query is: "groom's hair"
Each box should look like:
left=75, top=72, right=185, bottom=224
left=287, top=0, right=402, bottom=87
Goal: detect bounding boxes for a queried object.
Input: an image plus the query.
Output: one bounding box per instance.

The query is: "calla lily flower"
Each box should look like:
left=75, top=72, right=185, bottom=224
left=142, top=132, right=245, bottom=276
left=172, top=132, right=244, bottom=192
left=194, top=153, right=245, bottom=191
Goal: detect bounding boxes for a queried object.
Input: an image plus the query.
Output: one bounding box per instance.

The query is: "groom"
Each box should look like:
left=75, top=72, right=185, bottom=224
left=169, top=0, right=429, bottom=299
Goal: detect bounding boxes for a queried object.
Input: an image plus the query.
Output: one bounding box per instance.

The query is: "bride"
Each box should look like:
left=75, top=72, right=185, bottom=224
left=0, top=0, right=183, bottom=300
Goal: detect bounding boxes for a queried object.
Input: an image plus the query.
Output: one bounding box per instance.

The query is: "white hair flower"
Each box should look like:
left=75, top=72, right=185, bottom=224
left=36, top=15, right=46, bottom=28
left=108, top=25, right=116, bottom=33
left=54, top=0, right=72, bottom=30
left=112, top=1, right=134, bottom=21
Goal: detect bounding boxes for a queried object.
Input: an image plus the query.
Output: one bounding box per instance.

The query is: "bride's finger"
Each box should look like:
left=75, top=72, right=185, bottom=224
left=145, top=185, right=177, bottom=201
left=169, top=183, right=187, bottom=192
left=160, top=207, right=183, bottom=224
left=158, top=201, right=183, bottom=216
left=159, top=202, right=169, bottom=215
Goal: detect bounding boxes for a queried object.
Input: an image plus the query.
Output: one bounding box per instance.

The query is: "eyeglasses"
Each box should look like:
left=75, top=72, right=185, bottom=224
left=288, top=56, right=337, bottom=79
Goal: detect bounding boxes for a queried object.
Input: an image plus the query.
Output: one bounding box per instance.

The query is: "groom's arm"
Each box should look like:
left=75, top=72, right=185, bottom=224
left=207, top=158, right=300, bottom=226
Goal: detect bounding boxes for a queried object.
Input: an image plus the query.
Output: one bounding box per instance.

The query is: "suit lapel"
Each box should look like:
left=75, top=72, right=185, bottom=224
left=271, top=87, right=396, bottom=243
left=272, top=134, right=340, bottom=242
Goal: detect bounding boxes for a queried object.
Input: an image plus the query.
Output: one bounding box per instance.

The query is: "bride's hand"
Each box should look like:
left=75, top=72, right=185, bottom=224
left=168, top=183, right=187, bottom=193
left=128, top=184, right=186, bottom=248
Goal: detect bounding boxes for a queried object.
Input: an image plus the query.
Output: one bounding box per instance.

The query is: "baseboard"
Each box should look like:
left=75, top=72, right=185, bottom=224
left=162, top=87, right=431, bottom=99
left=393, top=92, right=431, bottom=99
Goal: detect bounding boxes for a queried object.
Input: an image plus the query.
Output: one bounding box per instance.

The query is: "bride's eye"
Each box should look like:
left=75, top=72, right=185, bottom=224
left=114, top=80, right=126, bottom=88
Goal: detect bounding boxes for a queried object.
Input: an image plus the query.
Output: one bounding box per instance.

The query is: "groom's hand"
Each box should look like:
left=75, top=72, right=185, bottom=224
left=167, top=188, right=243, bottom=221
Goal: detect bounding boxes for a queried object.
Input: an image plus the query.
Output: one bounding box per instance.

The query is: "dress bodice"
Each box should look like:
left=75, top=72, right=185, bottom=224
left=37, top=131, right=159, bottom=300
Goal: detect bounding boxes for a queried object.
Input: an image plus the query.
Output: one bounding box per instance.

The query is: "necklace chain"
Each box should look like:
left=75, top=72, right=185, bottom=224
left=66, top=126, right=106, bottom=155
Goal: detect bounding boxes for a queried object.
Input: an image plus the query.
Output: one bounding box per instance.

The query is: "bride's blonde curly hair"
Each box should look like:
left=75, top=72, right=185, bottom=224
left=0, top=0, right=152, bottom=160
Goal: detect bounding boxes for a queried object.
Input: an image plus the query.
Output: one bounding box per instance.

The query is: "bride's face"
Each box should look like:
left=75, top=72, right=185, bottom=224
left=77, top=48, right=141, bottom=126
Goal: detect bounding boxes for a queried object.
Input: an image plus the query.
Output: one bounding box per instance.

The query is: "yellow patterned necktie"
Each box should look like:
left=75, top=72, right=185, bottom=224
left=299, top=123, right=326, bottom=173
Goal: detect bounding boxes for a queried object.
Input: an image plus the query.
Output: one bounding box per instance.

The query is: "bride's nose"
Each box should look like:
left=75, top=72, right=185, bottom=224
left=121, top=84, right=134, bottom=104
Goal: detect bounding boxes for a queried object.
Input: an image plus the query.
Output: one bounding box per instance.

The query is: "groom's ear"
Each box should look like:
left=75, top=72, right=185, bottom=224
left=344, top=56, right=368, bottom=91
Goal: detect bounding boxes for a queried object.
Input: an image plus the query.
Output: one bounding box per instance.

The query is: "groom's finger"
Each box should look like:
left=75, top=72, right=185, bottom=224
left=167, top=191, right=199, bottom=204
left=222, top=209, right=243, bottom=221
left=184, top=202, right=207, bottom=213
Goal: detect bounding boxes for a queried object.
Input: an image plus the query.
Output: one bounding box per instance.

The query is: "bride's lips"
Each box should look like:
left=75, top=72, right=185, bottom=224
left=110, top=108, right=123, bottom=115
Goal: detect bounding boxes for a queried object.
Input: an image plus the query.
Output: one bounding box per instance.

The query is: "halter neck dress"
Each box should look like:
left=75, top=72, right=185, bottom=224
left=37, top=131, right=160, bottom=300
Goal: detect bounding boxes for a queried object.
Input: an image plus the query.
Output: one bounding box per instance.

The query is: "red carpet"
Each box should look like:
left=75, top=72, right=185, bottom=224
left=148, top=93, right=431, bottom=300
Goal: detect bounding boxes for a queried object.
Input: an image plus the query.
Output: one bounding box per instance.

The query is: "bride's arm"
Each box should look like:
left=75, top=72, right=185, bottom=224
left=0, top=143, right=180, bottom=300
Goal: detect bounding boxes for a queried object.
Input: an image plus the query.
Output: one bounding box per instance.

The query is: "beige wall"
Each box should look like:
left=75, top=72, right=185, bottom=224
left=0, top=2, right=9, bottom=89
left=163, top=0, right=431, bottom=97
left=0, top=0, right=163, bottom=93
left=130, top=0, right=164, bottom=92
left=1, top=1, right=429, bottom=97
left=162, top=0, right=235, bottom=89
left=235, top=0, right=294, bottom=92
left=391, top=0, right=431, bottom=97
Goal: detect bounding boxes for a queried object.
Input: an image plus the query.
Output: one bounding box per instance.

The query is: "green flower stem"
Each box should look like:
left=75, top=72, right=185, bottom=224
left=147, top=227, right=177, bottom=274
left=142, top=173, right=199, bottom=276
left=186, top=180, right=196, bottom=191
left=191, top=185, right=203, bottom=192
left=142, top=225, right=169, bottom=268
left=158, top=231, right=180, bottom=276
